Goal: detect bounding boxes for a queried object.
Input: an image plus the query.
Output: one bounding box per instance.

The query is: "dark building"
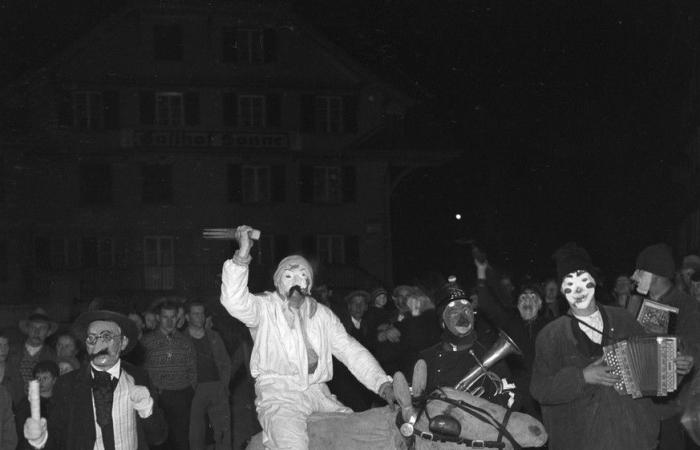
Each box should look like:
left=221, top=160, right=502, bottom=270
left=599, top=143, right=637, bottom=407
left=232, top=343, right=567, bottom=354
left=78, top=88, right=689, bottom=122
left=0, top=0, right=454, bottom=319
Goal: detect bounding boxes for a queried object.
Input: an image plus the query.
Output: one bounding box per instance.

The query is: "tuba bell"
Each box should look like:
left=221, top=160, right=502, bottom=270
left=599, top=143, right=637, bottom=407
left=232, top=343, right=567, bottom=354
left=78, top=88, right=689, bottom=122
left=454, top=331, right=523, bottom=395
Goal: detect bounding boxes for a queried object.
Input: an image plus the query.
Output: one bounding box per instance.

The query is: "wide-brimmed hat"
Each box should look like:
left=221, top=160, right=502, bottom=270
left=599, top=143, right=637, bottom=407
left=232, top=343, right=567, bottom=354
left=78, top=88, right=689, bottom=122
left=73, top=309, right=139, bottom=354
left=19, top=308, right=58, bottom=336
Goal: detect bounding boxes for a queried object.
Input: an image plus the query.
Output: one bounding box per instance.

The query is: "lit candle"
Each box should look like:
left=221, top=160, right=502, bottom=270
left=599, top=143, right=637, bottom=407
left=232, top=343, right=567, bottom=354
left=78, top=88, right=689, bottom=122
left=29, top=380, right=40, bottom=420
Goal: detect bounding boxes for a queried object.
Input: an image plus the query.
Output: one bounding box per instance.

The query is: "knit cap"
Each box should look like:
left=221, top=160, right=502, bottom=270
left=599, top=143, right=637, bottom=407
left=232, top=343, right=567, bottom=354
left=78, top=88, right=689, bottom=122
left=635, top=243, right=675, bottom=279
left=553, top=243, right=596, bottom=282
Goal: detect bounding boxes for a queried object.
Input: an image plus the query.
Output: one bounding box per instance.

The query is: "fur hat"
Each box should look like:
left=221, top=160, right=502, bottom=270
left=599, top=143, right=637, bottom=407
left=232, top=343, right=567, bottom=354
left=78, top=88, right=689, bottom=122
left=553, top=243, right=596, bottom=283
left=636, top=243, right=675, bottom=279
left=273, top=255, right=313, bottom=293
left=19, top=308, right=58, bottom=336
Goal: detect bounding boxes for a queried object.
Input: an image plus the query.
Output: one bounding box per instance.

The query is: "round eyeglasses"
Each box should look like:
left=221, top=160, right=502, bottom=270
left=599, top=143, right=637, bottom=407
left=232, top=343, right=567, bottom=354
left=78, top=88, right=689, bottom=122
left=85, top=332, right=122, bottom=346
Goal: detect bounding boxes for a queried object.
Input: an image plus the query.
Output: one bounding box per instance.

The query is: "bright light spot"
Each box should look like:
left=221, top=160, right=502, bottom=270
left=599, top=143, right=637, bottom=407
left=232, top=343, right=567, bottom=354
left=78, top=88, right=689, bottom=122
left=455, top=214, right=462, bottom=220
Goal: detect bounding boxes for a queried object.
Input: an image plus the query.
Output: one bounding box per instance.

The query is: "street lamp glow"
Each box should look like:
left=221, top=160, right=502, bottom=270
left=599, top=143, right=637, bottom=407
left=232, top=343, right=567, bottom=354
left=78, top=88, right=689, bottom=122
left=455, top=213, right=462, bottom=220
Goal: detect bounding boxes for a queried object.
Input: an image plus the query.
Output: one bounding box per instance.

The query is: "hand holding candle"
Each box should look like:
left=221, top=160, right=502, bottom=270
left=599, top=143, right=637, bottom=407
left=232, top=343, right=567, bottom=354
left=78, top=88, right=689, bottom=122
left=29, top=379, right=40, bottom=420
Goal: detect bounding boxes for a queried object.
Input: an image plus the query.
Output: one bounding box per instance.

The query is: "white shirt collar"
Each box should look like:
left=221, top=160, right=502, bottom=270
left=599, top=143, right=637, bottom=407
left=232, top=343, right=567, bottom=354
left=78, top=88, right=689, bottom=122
left=351, top=316, right=362, bottom=329
left=25, top=343, right=43, bottom=356
left=91, top=359, right=121, bottom=379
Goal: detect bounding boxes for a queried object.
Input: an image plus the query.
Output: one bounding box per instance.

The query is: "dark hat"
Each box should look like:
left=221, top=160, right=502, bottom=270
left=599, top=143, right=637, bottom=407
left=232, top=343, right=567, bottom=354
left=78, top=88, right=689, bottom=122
left=73, top=304, right=139, bottom=354
left=435, top=275, right=469, bottom=312
left=636, top=243, right=675, bottom=279
left=553, top=243, right=596, bottom=282
left=344, top=290, right=370, bottom=304
left=370, top=287, right=388, bottom=301
left=19, top=308, right=58, bottom=336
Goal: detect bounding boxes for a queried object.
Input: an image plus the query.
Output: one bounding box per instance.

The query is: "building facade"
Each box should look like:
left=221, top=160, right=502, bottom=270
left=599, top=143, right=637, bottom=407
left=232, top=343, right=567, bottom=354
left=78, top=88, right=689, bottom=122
left=0, top=1, right=452, bottom=314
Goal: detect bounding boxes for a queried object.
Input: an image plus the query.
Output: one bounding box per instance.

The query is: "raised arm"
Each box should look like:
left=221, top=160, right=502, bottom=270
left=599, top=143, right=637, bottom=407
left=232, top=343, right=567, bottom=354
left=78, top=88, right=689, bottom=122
left=220, top=225, right=262, bottom=327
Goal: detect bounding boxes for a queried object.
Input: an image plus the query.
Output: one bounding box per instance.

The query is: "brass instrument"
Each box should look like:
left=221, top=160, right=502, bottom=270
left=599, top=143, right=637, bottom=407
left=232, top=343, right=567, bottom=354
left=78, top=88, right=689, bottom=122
left=454, top=331, right=523, bottom=396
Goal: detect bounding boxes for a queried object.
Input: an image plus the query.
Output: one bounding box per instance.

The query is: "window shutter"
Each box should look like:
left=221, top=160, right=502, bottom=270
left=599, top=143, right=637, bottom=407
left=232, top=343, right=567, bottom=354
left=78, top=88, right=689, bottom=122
left=342, top=165, right=356, bottom=203
left=266, top=94, right=281, bottom=128
left=57, top=89, right=72, bottom=127
left=223, top=93, right=238, bottom=127
left=103, top=90, right=120, bottom=130
left=274, top=235, right=289, bottom=262
left=301, top=235, right=316, bottom=257
left=343, top=95, right=358, bottom=133
left=227, top=164, right=241, bottom=202
left=345, top=235, right=359, bottom=265
left=299, top=165, right=313, bottom=203
left=139, top=91, right=155, bottom=125
left=271, top=165, right=286, bottom=202
left=263, top=28, right=277, bottom=63
left=82, top=237, right=98, bottom=268
left=300, top=94, right=315, bottom=132
left=185, top=92, right=200, bottom=126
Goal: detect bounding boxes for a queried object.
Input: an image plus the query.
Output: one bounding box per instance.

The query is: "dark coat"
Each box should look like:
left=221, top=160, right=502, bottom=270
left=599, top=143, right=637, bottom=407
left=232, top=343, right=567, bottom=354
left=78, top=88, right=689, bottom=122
left=530, top=305, right=663, bottom=450
left=43, top=361, right=167, bottom=450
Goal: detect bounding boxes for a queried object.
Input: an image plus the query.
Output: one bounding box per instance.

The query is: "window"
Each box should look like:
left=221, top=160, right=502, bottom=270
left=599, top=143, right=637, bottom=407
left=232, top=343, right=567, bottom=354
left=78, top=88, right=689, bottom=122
left=317, top=235, right=345, bottom=264
left=79, top=163, right=112, bottom=205
left=241, top=165, right=270, bottom=203
left=154, top=24, right=183, bottom=61
left=142, top=164, right=173, bottom=204
left=316, top=96, right=343, bottom=133
left=144, top=236, right=174, bottom=290
left=156, top=92, right=183, bottom=126
left=313, top=166, right=342, bottom=203
left=73, top=92, right=103, bottom=130
left=82, top=237, right=115, bottom=268
left=238, top=95, right=266, bottom=128
left=221, top=27, right=276, bottom=63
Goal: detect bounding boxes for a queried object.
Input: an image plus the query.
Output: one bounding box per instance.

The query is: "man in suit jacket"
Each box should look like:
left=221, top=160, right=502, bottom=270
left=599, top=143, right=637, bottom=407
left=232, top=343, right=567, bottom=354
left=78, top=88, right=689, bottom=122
left=23, top=308, right=167, bottom=450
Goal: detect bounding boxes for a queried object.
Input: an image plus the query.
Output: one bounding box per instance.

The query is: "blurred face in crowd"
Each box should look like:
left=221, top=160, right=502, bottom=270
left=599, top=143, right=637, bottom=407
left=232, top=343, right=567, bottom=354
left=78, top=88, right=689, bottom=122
left=58, top=361, right=76, bottom=375
left=143, top=311, right=158, bottom=331
left=374, top=293, right=388, bottom=308
left=517, top=289, right=542, bottom=321
left=26, top=320, right=50, bottom=347
left=614, top=275, right=632, bottom=297
left=561, top=270, right=596, bottom=312
left=348, top=295, right=368, bottom=321
left=86, top=320, right=127, bottom=370
left=0, top=336, right=9, bottom=362
left=176, top=306, right=186, bottom=329
left=159, top=307, right=179, bottom=335
left=393, top=285, right=413, bottom=312
left=442, top=300, right=474, bottom=337
left=36, top=371, right=57, bottom=398
left=187, top=304, right=206, bottom=330
left=56, top=334, right=78, bottom=358
left=682, top=268, right=695, bottom=288
left=544, top=280, right=558, bottom=302
left=128, top=313, right=145, bottom=333
left=500, top=277, right=515, bottom=296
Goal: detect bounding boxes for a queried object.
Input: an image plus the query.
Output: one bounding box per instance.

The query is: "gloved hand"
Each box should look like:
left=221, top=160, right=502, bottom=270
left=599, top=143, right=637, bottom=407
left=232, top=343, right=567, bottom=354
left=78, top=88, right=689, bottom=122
left=378, top=380, right=396, bottom=407
left=24, top=417, right=47, bottom=447
left=127, top=379, right=154, bottom=418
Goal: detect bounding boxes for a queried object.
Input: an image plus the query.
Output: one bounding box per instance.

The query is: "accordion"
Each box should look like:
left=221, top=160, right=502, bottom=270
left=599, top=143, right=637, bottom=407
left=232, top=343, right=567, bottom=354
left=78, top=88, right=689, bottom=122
left=602, top=336, right=678, bottom=398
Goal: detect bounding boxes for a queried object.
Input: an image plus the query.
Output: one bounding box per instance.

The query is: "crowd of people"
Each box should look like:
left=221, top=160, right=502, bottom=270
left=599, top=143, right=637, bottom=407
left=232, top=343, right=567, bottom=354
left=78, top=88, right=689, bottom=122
left=1, top=227, right=700, bottom=449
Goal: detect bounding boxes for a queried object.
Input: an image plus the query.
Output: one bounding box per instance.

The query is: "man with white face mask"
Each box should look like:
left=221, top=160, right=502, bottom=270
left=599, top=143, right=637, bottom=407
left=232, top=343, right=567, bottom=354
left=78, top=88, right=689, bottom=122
left=531, top=243, right=668, bottom=450
left=219, top=225, right=394, bottom=450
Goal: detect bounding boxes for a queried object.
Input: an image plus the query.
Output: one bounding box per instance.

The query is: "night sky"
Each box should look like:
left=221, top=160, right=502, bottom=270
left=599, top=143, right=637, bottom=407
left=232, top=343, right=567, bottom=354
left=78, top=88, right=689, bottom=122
left=3, top=0, right=700, bottom=288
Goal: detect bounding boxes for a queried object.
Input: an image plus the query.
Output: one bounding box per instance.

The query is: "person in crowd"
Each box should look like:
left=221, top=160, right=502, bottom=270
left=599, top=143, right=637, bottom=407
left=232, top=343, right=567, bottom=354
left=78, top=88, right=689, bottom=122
left=55, top=356, right=79, bottom=376
left=363, top=287, right=391, bottom=352
left=419, top=274, right=516, bottom=407
left=372, top=286, right=411, bottom=376
left=328, top=290, right=377, bottom=411
left=185, top=300, right=232, bottom=450
left=680, top=254, right=700, bottom=295
left=632, top=243, right=700, bottom=449
left=530, top=243, right=693, bottom=450
left=141, top=300, right=197, bottom=450
left=394, top=287, right=441, bottom=376
left=142, top=310, right=158, bottom=332
left=124, top=311, right=147, bottom=367
left=611, top=274, right=642, bottom=315
left=22, top=306, right=167, bottom=449
left=0, top=385, right=16, bottom=450
left=220, top=225, right=394, bottom=450
left=0, top=331, right=23, bottom=407
left=54, top=332, right=80, bottom=360
left=311, top=283, right=334, bottom=308
left=542, top=277, right=564, bottom=318
left=12, top=309, right=57, bottom=387
left=15, top=360, right=59, bottom=449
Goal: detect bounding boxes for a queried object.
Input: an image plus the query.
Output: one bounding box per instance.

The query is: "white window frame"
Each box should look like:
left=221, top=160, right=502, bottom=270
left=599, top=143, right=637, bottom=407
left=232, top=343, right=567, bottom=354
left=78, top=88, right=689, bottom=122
left=73, top=91, right=103, bottom=130
left=241, top=165, right=271, bottom=203
left=237, top=29, right=264, bottom=64
left=238, top=95, right=266, bottom=128
left=317, top=235, right=345, bottom=264
left=315, top=96, right=343, bottom=133
left=155, top=92, right=184, bottom=127
left=144, top=236, right=174, bottom=290
left=313, top=166, right=342, bottom=203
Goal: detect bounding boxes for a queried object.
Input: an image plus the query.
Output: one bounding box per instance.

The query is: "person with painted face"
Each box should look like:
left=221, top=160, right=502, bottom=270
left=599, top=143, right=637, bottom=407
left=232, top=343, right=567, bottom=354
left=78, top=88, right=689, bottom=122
left=419, top=274, right=516, bottom=408
left=22, top=307, right=167, bottom=450
left=219, top=225, right=394, bottom=450
left=530, top=243, right=672, bottom=450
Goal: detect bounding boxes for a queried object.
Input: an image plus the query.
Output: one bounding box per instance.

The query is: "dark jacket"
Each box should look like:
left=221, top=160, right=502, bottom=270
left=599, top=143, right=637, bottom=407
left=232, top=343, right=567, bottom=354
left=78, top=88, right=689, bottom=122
left=530, top=305, right=663, bottom=450
left=0, top=385, right=16, bottom=450
left=43, top=361, right=167, bottom=450
left=204, top=329, right=232, bottom=388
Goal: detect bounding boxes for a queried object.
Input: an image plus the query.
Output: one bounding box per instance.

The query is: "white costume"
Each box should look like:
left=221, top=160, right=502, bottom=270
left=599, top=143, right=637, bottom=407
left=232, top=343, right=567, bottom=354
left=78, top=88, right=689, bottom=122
left=220, top=254, right=391, bottom=450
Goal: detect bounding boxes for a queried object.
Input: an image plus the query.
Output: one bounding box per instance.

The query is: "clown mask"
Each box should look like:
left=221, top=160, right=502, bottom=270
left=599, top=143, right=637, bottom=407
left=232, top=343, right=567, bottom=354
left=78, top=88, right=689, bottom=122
left=517, top=290, right=542, bottom=321
left=442, top=300, right=474, bottom=337
left=561, top=270, right=596, bottom=310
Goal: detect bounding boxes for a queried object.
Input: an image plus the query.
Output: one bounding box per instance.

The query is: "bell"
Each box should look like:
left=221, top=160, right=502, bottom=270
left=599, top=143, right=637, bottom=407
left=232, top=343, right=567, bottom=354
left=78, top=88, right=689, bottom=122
left=428, top=414, right=462, bottom=437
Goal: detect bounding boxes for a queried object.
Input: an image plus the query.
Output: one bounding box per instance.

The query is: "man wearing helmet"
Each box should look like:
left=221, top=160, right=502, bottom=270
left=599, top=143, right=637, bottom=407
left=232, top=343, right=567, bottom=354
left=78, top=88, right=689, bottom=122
left=219, top=225, right=394, bottom=450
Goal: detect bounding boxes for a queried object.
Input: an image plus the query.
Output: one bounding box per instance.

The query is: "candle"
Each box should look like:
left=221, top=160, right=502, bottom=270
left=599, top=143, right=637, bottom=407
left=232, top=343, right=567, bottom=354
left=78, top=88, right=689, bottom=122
left=28, top=380, right=40, bottom=420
